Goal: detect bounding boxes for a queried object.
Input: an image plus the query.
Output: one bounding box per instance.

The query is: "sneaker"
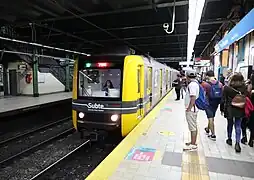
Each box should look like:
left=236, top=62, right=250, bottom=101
left=241, top=137, right=247, bottom=144
left=226, top=139, right=232, bottom=146
left=183, top=144, right=198, bottom=151
left=235, top=142, right=241, bottom=153
left=248, top=140, right=253, bottom=147
left=185, top=142, right=197, bottom=146
left=204, top=127, right=209, bottom=135
left=208, top=134, right=216, bottom=141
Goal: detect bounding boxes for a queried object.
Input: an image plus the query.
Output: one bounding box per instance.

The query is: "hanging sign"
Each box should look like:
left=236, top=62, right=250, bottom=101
left=215, top=8, right=254, bottom=54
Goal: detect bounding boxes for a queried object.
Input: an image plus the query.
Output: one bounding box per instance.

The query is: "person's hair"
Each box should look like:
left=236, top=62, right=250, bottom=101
left=206, top=70, right=214, bottom=77
left=103, top=80, right=114, bottom=88
left=229, top=72, right=245, bottom=87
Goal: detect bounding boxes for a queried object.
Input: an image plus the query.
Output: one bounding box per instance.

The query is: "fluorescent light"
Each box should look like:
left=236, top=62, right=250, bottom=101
left=0, top=36, right=90, bottom=56
left=187, top=0, right=206, bottom=66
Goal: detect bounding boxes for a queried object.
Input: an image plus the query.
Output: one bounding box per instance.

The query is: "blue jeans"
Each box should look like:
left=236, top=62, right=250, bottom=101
left=227, top=118, right=242, bottom=143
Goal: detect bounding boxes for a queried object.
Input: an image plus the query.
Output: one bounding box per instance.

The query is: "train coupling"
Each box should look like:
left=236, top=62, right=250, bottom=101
left=80, top=130, right=108, bottom=142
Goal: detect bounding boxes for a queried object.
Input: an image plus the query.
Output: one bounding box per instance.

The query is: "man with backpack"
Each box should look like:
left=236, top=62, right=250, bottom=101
left=201, top=70, right=223, bottom=141
left=184, top=70, right=203, bottom=151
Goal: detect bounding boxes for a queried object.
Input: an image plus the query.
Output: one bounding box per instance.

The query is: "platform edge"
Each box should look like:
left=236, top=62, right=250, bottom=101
left=85, top=90, right=173, bottom=180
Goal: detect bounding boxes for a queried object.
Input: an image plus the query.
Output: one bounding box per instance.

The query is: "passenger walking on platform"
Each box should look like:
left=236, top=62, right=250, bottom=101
left=249, top=73, right=254, bottom=147
left=183, top=71, right=200, bottom=151
left=220, top=73, right=247, bottom=153
left=224, top=69, right=233, bottom=86
left=241, top=79, right=252, bottom=145
left=201, top=70, right=223, bottom=141
left=219, top=74, right=225, bottom=85
left=242, top=77, right=254, bottom=147
left=173, top=74, right=181, bottom=101
left=180, top=76, right=187, bottom=99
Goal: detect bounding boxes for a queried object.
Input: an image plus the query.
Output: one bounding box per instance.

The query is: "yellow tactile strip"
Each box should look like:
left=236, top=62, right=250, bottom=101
left=181, top=121, right=210, bottom=180
left=85, top=91, right=173, bottom=180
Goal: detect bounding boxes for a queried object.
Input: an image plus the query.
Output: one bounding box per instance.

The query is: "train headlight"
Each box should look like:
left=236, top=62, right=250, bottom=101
left=79, top=112, right=85, bottom=119
left=111, top=114, right=119, bottom=122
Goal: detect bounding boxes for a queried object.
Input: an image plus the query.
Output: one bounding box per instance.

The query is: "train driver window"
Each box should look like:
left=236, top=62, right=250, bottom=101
left=78, top=69, right=121, bottom=98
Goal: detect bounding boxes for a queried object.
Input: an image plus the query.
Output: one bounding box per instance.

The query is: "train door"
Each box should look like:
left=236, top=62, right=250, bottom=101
left=160, top=69, right=162, bottom=97
left=147, top=67, right=152, bottom=110
left=166, top=70, right=168, bottom=91
left=137, top=65, right=144, bottom=120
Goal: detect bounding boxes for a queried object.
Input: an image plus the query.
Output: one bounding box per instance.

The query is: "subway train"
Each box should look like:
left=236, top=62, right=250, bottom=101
left=72, top=54, right=179, bottom=139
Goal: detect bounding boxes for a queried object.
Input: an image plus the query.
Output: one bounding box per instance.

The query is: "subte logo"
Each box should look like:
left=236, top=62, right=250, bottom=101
left=84, top=103, right=104, bottom=109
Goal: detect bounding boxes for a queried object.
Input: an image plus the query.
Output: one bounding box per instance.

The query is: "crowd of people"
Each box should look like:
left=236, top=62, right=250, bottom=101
left=174, top=69, right=254, bottom=153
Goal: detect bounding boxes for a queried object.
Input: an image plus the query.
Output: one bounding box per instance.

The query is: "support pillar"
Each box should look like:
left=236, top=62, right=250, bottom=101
left=31, top=24, right=39, bottom=97
left=65, top=55, right=70, bottom=92
left=3, top=63, right=8, bottom=96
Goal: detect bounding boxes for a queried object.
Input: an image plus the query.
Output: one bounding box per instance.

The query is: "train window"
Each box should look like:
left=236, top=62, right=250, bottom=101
left=154, top=70, right=158, bottom=87
left=137, top=68, right=140, bottom=93
left=148, top=67, right=152, bottom=88
left=78, top=69, right=121, bottom=98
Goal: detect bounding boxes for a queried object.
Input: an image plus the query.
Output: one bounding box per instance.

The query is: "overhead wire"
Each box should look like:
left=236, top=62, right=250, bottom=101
left=49, top=0, right=149, bottom=56
left=0, top=49, right=75, bottom=62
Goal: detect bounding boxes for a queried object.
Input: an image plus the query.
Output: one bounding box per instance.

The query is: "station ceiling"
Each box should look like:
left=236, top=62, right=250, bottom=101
left=0, top=0, right=238, bottom=63
left=194, top=0, right=246, bottom=58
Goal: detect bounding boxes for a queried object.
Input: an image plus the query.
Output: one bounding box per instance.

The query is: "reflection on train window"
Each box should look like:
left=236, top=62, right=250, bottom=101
left=154, top=70, right=158, bottom=87
left=78, top=69, right=121, bottom=98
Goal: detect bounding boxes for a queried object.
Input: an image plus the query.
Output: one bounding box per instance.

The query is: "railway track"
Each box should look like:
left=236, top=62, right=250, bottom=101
left=0, top=131, right=88, bottom=180
left=0, top=117, right=71, bottom=146
left=0, top=117, right=73, bottom=167
left=32, top=136, right=121, bottom=180
left=29, top=140, right=91, bottom=180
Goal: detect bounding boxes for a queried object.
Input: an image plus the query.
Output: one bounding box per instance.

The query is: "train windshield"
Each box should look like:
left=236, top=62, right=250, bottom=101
left=78, top=68, right=122, bottom=98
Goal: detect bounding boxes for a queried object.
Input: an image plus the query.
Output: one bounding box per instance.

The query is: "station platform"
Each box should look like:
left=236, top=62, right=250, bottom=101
left=0, top=92, right=72, bottom=118
left=86, top=91, right=254, bottom=180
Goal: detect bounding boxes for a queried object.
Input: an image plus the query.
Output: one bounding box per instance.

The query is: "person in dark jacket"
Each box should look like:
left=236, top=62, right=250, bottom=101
left=173, top=74, right=181, bottom=101
left=219, top=74, right=225, bottom=85
left=247, top=73, right=254, bottom=147
left=220, top=73, right=247, bottom=153
left=241, top=79, right=253, bottom=145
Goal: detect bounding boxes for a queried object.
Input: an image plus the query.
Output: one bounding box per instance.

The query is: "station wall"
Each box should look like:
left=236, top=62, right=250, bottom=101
left=7, top=62, right=65, bottom=95
left=21, top=71, right=65, bottom=95
left=244, top=32, right=254, bottom=66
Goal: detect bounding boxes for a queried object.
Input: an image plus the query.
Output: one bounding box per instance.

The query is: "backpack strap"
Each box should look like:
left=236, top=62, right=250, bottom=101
left=228, top=86, right=242, bottom=95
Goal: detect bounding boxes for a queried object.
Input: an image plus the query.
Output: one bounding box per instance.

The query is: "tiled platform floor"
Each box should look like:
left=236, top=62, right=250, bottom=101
left=109, top=93, right=254, bottom=180
left=0, top=92, right=72, bottom=113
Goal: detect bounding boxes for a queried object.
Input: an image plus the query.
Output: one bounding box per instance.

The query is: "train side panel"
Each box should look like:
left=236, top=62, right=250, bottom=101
left=121, top=55, right=144, bottom=137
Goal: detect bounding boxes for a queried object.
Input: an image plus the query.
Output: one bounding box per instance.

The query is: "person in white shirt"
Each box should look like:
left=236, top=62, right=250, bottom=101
left=184, top=70, right=200, bottom=151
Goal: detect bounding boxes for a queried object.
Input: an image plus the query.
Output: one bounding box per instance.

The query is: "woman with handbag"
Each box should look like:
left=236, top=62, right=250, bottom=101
left=220, top=73, right=247, bottom=153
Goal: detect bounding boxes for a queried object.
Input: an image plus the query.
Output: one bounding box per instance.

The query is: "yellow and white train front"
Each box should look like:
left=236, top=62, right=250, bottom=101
left=72, top=57, right=127, bottom=135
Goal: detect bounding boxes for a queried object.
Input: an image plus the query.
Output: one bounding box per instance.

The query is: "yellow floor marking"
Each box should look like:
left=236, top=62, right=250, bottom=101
left=85, top=90, right=173, bottom=180
left=181, top=122, right=210, bottom=180
left=153, top=150, right=161, bottom=160
left=158, top=130, right=175, bottom=136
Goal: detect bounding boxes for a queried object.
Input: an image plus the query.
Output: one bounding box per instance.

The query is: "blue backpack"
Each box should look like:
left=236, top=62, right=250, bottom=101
left=188, top=81, right=209, bottom=110
left=209, top=81, right=222, bottom=99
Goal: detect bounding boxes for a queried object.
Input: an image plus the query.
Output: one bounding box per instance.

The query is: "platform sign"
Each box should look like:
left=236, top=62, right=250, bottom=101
left=125, top=147, right=156, bottom=161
